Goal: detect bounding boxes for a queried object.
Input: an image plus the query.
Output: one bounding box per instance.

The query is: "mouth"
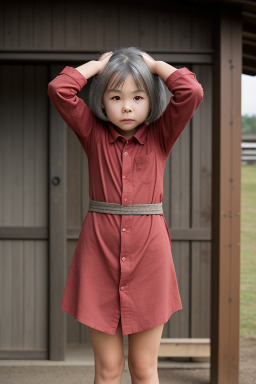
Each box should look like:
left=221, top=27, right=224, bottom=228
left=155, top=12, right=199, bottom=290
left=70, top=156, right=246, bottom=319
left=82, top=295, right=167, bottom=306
left=121, top=119, right=134, bottom=122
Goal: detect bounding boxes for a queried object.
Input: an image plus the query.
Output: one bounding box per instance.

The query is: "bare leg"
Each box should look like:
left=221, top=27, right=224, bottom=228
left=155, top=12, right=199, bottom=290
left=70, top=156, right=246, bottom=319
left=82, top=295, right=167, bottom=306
left=88, top=317, right=125, bottom=384
left=128, top=323, right=164, bottom=384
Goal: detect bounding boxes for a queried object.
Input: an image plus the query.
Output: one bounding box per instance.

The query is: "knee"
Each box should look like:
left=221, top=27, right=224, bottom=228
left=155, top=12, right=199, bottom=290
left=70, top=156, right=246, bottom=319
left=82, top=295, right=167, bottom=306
left=128, top=355, right=157, bottom=381
left=96, top=355, right=125, bottom=381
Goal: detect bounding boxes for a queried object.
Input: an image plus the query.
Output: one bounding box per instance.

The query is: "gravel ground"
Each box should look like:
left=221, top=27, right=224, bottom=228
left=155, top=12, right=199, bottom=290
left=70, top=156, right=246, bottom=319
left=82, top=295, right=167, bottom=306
left=0, top=338, right=255, bottom=384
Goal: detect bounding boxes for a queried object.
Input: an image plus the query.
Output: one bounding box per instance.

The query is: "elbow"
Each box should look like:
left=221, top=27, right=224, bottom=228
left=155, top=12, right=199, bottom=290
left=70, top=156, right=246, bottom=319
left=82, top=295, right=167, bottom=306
left=47, top=80, right=58, bottom=99
left=193, top=83, right=204, bottom=107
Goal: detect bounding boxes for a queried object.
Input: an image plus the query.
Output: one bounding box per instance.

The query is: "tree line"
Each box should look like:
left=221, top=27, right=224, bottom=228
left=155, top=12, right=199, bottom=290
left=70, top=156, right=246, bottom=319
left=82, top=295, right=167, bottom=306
left=242, top=114, right=256, bottom=135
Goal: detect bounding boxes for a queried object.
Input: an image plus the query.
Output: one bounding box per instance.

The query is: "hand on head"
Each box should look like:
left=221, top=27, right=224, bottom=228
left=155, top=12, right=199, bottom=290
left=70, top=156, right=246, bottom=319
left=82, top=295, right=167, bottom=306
left=98, top=51, right=113, bottom=72
left=141, top=52, right=156, bottom=74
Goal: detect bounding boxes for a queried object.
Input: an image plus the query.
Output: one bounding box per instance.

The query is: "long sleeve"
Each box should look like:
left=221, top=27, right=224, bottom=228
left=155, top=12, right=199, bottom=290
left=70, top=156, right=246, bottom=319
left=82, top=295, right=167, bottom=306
left=151, top=67, right=204, bottom=160
left=47, top=66, right=98, bottom=156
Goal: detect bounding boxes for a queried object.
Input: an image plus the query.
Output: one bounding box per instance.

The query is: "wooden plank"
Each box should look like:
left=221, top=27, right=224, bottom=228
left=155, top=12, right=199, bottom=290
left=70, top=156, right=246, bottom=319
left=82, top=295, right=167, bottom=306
left=211, top=7, right=241, bottom=384
left=24, top=241, right=36, bottom=349
left=49, top=65, right=67, bottom=360
left=3, top=2, right=19, bottom=48
left=103, top=4, right=119, bottom=49
left=0, top=51, right=214, bottom=64
left=80, top=3, right=97, bottom=51
left=0, top=65, right=7, bottom=225
left=0, top=349, right=47, bottom=359
left=139, top=8, right=158, bottom=49
left=159, top=338, right=210, bottom=358
left=191, top=64, right=212, bottom=338
left=34, top=2, right=51, bottom=49
left=0, top=227, right=48, bottom=239
left=35, top=241, right=48, bottom=349
left=1, top=241, right=12, bottom=348
left=12, top=66, right=23, bottom=226
left=0, top=66, right=13, bottom=225
left=52, top=2, right=66, bottom=49
left=168, top=117, right=191, bottom=338
left=157, top=10, right=172, bottom=50
left=119, top=6, right=140, bottom=47
left=19, top=2, right=34, bottom=47
left=65, top=2, right=81, bottom=49
left=35, top=65, right=48, bottom=226
left=192, top=8, right=213, bottom=50
left=24, top=65, right=36, bottom=225
left=12, top=241, right=24, bottom=348
left=90, top=3, right=106, bottom=50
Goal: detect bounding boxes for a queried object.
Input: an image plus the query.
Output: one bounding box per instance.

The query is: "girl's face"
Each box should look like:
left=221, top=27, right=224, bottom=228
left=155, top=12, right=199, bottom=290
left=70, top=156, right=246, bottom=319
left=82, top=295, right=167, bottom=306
left=102, top=74, right=150, bottom=138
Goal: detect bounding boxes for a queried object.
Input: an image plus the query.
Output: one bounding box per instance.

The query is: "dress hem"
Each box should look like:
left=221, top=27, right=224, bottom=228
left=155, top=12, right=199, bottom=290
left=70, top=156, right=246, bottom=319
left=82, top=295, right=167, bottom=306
left=60, top=303, right=183, bottom=336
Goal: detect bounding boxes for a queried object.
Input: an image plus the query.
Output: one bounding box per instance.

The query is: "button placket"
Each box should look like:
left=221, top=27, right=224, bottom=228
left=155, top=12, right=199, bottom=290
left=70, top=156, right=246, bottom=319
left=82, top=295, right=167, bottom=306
left=119, top=140, right=133, bottom=331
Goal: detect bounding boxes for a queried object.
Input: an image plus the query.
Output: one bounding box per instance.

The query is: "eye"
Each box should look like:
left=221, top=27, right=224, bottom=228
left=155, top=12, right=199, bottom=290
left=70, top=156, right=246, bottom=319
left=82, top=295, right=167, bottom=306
left=134, top=96, right=143, bottom=101
left=111, top=96, right=120, bottom=100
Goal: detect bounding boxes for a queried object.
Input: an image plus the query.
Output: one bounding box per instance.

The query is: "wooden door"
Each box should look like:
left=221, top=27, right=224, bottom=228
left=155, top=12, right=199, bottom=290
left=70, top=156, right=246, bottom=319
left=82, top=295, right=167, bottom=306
left=0, top=64, right=49, bottom=359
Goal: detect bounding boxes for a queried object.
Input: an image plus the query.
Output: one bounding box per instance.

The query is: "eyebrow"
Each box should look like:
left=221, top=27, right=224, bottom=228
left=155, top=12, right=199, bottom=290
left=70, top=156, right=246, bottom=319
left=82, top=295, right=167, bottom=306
left=106, top=88, right=146, bottom=93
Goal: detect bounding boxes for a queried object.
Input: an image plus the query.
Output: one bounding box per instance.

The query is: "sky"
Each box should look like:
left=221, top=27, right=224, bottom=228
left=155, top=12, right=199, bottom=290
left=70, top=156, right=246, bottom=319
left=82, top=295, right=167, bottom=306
left=241, top=74, right=256, bottom=116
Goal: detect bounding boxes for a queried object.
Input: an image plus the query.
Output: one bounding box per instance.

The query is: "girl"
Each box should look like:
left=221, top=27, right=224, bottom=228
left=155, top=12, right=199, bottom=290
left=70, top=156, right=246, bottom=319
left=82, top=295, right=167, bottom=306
left=48, top=47, right=203, bottom=384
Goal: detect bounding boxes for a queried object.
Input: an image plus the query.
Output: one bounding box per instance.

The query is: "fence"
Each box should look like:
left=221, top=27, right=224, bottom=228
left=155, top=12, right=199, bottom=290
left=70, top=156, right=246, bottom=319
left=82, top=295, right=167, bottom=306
left=241, top=134, right=256, bottom=164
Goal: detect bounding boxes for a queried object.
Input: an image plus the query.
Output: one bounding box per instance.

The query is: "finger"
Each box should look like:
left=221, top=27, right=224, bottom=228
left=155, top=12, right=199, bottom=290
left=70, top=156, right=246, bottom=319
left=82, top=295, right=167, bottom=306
left=98, top=51, right=113, bottom=61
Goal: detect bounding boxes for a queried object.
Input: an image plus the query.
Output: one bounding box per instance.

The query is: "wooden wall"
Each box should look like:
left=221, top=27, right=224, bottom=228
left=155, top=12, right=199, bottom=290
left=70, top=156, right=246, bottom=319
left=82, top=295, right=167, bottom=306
left=0, top=1, right=213, bottom=52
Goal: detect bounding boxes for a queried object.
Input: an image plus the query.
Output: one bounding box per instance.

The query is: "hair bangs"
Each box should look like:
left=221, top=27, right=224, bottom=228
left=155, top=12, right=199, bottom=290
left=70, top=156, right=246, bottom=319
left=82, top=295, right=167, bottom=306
left=129, top=65, right=148, bottom=93
left=107, top=68, right=129, bottom=91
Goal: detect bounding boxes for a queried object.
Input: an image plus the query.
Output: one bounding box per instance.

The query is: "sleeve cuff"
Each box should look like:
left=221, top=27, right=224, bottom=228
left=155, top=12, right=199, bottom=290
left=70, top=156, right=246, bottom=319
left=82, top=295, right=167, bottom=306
left=165, top=67, right=196, bottom=88
left=59, top=66, right=87, bottom=90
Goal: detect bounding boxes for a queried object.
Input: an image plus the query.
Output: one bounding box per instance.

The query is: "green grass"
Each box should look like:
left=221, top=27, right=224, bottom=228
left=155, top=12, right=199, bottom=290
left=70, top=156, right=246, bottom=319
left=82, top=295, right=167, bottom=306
left=240, top=164, right=256, bottom=339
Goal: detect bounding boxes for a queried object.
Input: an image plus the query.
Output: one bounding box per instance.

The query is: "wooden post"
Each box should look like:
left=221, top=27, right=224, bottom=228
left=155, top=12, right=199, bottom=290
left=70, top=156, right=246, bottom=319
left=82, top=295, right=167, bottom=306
left=211, top=6, right=242, bottom=383
left=49, top=65, right=67, bottom=360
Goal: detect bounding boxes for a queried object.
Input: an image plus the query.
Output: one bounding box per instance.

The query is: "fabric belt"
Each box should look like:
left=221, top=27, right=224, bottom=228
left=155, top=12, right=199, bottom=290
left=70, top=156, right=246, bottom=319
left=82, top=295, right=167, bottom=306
left=89, top=199, right=163, bottom=215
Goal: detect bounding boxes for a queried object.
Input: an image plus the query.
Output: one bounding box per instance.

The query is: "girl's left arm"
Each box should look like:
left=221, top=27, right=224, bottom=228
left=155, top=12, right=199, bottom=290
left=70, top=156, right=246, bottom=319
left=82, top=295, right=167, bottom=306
left=143, top=55, right=204, bottom=160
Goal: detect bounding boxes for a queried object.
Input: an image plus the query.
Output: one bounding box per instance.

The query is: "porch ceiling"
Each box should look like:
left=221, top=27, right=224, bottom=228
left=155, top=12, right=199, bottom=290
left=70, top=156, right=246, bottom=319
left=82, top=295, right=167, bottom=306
left=191, top=0, right=256, bottom=76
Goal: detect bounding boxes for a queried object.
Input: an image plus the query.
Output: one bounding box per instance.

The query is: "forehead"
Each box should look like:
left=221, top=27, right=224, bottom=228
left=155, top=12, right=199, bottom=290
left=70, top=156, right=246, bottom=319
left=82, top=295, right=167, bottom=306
left=105, top=72, right=145, bottom=91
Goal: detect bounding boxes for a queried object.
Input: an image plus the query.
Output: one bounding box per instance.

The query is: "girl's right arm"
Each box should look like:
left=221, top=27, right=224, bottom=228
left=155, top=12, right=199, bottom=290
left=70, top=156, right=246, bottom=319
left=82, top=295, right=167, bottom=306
left=47, top=53, right=112, bottom=156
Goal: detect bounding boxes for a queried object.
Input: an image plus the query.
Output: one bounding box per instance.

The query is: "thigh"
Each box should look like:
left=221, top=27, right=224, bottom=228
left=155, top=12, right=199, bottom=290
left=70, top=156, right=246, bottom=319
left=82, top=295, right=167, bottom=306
left=88, top=317, right=124, bottom=365
left=128, top=324, right=164, bottom=366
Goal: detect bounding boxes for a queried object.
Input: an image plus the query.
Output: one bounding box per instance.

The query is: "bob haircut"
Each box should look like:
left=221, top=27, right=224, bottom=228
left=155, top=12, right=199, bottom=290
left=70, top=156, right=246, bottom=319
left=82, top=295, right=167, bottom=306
left=88, top=47, right=167, bottom=124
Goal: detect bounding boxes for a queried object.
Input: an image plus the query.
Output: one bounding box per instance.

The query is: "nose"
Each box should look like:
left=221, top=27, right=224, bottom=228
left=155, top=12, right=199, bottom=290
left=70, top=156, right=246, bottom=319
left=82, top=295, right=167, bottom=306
left=122, top=104, right=132, bottom=113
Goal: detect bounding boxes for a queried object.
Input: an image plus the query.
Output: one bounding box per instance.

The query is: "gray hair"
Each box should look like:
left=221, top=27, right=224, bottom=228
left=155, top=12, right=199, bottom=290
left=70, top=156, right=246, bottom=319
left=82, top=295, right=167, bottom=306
left=88, top=47, right=167, bottom=124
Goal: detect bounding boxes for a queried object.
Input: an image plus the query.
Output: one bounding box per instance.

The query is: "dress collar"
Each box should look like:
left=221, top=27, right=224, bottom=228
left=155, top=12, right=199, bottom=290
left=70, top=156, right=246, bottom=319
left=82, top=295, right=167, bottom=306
left=108, top=122, right=147, bottom=144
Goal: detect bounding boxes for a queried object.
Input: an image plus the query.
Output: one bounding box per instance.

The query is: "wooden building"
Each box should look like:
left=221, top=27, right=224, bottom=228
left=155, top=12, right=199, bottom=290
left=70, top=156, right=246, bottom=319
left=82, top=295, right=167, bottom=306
left=0, top=1, right=255, bottom=383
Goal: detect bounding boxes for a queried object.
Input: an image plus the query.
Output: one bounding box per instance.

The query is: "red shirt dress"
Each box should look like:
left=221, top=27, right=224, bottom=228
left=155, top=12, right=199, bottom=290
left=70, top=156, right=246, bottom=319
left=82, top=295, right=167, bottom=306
left=47, top=65, right=204, bottom=335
